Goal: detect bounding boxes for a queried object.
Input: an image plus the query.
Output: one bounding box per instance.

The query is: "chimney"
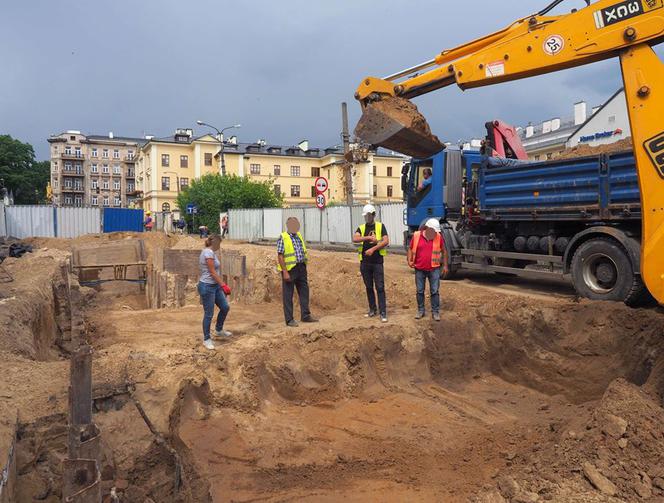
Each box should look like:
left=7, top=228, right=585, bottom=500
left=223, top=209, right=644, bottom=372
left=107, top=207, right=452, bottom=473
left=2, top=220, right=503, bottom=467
left=542, top=120, right=552, bottom=134
left=551, top=118, right=561, bottom=131
left=574, top=101, right=587, bottom=125
left=298, top=140, right=309, bottom=152
left=109, top=131, right=114, bottom=139
left=228, top=136, right=238, bottom=145
left=526, top=125, right=534, bottom=138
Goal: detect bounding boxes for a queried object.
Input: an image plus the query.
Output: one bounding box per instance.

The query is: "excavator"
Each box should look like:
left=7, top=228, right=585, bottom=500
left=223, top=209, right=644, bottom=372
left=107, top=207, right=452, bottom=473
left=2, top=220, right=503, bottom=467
left=354, top=0, right=664, bottom=305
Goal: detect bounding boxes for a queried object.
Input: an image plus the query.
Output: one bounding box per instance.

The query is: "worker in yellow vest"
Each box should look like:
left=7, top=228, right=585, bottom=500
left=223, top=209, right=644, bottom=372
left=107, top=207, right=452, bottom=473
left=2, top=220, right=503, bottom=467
left=353, top=204, right=390, bottom=322
left=277, top=217, right=318, bottom=327
left=407, top=218, right=447, bottom=321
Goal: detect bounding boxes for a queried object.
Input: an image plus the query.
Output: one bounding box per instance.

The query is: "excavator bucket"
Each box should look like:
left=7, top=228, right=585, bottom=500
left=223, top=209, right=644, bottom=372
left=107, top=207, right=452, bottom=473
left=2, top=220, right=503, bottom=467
left=354, top=96, right=444, bottom=159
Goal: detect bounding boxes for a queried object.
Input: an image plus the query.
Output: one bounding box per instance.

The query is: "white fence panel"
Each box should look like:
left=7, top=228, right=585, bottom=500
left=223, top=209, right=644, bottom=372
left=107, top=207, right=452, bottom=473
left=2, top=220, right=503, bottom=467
left=263, top=209, right=283, bottom=239
left=6, top=206, right=55, bottom=238
left=56, top=207, right=101, bottom=238
left=303, top=208, right=323, bottom=242
left=350, top=205, right=367, bottom=236
left=378, top=203, right=407, bottom=248
left=229, top=209, right=263, bottom=241
left=327, top=206, right=352, bottom=243
left=0, top=204, right=6, bottom=237
left=282, top=208, right=304, bottom=229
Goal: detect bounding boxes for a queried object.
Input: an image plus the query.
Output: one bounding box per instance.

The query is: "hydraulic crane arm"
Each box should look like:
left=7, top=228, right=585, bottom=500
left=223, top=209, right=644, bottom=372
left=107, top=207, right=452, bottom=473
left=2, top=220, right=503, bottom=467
left=354, top=0, right=664, bottom=304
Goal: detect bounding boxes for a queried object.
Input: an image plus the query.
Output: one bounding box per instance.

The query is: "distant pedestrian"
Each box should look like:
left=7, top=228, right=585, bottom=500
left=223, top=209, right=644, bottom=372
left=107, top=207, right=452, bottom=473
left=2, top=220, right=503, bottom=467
left=408, top=218, right=447, bottom=321
left=199, top=225, right=209, bottom=238
left=277, top=217, right=317, bottom=327
left=353, top=204, right=389, bottom=322
left=221, top=214, right=229, bottom=240
left=177, top=217, right=186, bottom=235
left=198, top=234, right=232, bottom=350
left=144, top=211, right=154, bottom=232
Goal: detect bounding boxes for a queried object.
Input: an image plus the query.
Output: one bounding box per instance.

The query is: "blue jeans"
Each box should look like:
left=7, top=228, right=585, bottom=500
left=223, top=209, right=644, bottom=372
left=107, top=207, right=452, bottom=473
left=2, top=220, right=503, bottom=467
left=415, top=268, right=440, bottom=314
left=198, top=281, right=230, bottom=341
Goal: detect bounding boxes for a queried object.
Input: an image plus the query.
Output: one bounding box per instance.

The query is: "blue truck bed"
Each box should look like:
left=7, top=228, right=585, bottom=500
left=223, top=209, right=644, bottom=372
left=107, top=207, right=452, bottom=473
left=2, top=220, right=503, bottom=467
left=478, top=151, right=640, bottom=221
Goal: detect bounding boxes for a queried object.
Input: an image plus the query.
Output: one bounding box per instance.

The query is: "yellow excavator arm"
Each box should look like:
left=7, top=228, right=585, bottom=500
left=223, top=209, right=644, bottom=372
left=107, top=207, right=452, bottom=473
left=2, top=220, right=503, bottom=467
left=354, top=0, right=664, bottom=303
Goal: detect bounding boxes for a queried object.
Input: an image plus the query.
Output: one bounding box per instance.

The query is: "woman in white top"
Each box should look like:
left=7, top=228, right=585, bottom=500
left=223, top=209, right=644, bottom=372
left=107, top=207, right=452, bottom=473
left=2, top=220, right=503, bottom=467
left=198, top=234, right=231, bottom=350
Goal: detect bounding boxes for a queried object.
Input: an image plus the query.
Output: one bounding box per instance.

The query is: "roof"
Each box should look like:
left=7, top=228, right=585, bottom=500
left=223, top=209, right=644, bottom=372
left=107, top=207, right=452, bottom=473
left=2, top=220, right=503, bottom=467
left=566, top=88, right=624, bottom=141
left=85, top=135, right=148, bottom=146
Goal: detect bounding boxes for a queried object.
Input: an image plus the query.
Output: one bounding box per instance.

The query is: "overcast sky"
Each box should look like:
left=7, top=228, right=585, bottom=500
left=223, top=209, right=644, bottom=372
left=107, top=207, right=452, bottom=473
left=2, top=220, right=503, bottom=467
left=2, top=0, right=627, bottom=160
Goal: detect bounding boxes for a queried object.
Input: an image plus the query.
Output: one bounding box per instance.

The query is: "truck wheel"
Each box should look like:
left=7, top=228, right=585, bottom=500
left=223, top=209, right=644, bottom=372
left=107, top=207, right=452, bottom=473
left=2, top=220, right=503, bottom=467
left=571, top=238, right=636, bottom=303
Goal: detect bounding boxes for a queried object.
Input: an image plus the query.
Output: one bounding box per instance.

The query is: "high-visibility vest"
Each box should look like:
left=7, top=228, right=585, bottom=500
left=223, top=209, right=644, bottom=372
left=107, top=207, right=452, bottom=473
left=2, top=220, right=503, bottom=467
left=358, top=222, right=388, bottom=261
left=278, top=231, right=308, bottom=271
left=410, top=230, right=443, bottom=268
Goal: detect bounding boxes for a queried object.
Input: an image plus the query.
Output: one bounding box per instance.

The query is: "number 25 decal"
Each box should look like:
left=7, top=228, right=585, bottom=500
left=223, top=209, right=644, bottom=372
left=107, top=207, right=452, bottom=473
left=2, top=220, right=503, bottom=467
left=543, top=35, right=565, bottom=56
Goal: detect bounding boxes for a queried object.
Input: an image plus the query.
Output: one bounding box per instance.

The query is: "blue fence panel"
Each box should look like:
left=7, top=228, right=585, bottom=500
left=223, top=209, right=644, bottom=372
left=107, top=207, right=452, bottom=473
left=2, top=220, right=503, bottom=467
left=103, top=208, right=144, bottom=233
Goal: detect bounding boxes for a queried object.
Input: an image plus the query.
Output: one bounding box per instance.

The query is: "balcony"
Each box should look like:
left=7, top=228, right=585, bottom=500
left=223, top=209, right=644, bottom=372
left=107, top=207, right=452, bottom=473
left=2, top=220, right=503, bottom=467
left=62, top=186, right=85, bottom=193
left=124, top=155, right=136, bottom=162
left=126, top=171, right=135, bottom=178
left=62, top=169, right=85, bottom=177
left=61, top=152, right=84, bottom=160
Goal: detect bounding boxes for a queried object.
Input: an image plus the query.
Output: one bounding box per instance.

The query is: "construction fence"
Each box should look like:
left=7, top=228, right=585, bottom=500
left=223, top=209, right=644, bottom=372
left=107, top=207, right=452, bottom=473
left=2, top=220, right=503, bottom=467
left=228, top=203, right=408, bottom=247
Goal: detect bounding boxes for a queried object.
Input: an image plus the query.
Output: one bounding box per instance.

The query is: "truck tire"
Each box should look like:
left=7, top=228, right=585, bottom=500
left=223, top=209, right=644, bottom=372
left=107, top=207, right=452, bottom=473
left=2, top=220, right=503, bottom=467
left=624, top=277, right=656, bottom=307
left=571, top=237, right=639, bottom=303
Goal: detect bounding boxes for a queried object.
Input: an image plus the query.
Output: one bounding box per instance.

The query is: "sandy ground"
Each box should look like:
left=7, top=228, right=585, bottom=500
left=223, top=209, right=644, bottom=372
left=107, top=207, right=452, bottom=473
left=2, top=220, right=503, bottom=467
left=2, top=233, right=664, bottom=502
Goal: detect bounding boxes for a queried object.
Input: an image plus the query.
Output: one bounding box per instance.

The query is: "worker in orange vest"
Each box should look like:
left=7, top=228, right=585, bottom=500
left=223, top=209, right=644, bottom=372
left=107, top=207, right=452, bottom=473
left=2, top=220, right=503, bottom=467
left=407, top=218, right=448, bottom=321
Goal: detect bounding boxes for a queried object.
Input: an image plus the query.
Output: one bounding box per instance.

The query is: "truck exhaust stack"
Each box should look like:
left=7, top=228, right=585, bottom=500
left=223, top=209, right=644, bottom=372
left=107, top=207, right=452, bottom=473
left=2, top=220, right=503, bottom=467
left=354, top=96, right=444, bottom=158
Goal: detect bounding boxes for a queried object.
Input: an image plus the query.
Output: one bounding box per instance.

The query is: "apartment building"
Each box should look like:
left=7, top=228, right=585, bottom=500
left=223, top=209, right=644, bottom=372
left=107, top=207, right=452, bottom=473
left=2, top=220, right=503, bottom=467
left=47, top=131, right=146, bottom=207
left=136, top=129, right=407, bottom=213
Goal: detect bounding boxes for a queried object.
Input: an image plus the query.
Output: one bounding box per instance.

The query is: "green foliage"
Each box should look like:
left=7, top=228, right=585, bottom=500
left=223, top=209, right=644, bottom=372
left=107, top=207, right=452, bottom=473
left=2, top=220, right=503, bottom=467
left=0, top=135, right=50, bottom=204
left=176, top=174, right=282, bottom=232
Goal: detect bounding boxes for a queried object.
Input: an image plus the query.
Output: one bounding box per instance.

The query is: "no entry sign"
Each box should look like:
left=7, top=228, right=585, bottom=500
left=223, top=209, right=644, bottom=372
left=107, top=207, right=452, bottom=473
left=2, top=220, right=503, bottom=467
left=314, top=176, right=328, bottom=194
left=316, top=193, right=326, bottom=209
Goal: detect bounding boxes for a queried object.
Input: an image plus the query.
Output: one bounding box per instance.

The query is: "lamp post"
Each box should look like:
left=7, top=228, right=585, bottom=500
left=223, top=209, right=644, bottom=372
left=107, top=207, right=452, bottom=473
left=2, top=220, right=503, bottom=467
left=196, top=121, right=241, bottom=176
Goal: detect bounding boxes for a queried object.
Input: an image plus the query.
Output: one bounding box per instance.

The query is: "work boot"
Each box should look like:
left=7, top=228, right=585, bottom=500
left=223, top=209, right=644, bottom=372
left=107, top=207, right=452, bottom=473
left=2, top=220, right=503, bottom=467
left=287, top=320, right=299, bottom=327
left=432, top=312, right=441, bottom=322
left=302, top=316, right=318, bottom=323
left=415, top=311, right=425, bottom=320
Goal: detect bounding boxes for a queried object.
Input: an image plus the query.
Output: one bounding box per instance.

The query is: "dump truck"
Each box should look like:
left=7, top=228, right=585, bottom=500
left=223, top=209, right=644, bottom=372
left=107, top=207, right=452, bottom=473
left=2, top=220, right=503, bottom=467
left=403, top=138, right=649, bottom=304
left=354, top=0, right=664, bottom=304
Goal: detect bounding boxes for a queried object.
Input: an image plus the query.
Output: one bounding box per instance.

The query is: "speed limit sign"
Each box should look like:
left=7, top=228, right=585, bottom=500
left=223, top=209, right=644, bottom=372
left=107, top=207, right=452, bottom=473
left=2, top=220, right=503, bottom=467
left=314, top=176, right=328, bottom=194
left=315, top=193, right=326, bottom=209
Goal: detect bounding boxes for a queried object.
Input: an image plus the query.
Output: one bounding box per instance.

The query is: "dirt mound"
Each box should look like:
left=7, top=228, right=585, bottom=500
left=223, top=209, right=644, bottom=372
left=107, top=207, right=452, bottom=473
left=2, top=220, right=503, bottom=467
left=559, top=137, right=633, bottom=159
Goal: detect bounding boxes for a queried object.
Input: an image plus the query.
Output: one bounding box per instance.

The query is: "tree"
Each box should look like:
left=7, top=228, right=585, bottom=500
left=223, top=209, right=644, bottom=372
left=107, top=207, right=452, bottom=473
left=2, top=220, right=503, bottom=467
left=176, top=174, right=282, bottom=233
left=0, top=135, right=50, bottom=204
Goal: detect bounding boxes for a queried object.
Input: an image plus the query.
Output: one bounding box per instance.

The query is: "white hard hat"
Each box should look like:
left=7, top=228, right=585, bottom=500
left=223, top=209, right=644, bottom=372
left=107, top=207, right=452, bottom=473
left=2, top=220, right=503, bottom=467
left=425, top=218, right=441, bottom=233
left=362, top=204, right=376, bottom=216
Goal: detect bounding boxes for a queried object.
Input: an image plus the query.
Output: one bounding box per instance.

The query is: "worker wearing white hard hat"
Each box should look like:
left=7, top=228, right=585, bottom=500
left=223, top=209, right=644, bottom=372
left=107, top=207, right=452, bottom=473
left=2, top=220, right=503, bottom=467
left=407, top=218, right=447, bottom=321
left=353, top=203, right=390, bottom=322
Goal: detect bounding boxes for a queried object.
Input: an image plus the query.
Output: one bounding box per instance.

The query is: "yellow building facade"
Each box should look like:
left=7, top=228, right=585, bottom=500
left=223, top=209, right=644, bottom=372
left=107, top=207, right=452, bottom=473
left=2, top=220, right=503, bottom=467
left=135, top=129, right=407, bottom=212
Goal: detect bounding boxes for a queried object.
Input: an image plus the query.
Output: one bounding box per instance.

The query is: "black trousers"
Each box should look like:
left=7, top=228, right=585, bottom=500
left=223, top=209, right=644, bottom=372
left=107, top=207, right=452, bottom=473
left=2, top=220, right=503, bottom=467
left=360, top=261, right=386, bottom=316
left=282, top=263, right=311, bottom=323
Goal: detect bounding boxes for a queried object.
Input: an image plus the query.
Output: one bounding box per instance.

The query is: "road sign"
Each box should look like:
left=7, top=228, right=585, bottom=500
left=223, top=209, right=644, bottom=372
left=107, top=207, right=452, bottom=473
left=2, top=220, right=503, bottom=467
left=315, top=193, right=326, bottom=209
left=186, top=203, right=198, bottom=215
left=314, top=176, right=329, bottom=194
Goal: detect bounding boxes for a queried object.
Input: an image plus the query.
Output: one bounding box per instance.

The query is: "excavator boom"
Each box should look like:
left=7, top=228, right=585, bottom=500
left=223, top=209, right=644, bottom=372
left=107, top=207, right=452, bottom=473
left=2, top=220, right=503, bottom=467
left=354, top=0, right=664, bottom=303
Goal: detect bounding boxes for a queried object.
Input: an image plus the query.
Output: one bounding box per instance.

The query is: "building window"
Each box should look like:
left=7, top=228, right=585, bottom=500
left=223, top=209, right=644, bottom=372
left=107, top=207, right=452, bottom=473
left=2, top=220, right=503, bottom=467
left=102, top=149, right=109, bottom=158
left=102, top=164, right=109, bottom=174
left=161, top=154, right=170, bottom=167
left=534, top=155, right=541, bottom=161
left=290, top=166, right=300, bottom=177
left=546, top=153, right=553, bottom=160
left=91, top=196, right=98, bottom=206
left=274, top=165, right=281, bottom=176
left=91, top=163, right=98, bottom=173
left=74, top=196, right=83, bottom=207
left=64, top=196, right=72, bottom=205
left=114, top=197, right=121, bottom=206
left=127, top=182, right=134, bottom=192
left=113, top=149, right=120, bottom=159
left=91, top=148, right=98, bottom=157
left=91, top=179, right=98, bottom=190
left=103, top=197, right=109, bottom=206
left=373, top=185, right=377, bottom=197
left=53, top=179, right=58, bottom=188
left=52, top=162, right=58, bottom=172
left=75, top=163, right=83, bottom=174
left=250, top=163, right=261, bottom=175
left=102, top=180, right=109, bottom=190
left=64, top=179, right=72, bottom=188
left=113, top=164, right=121, bottom=175
left=204, top=153, right=213, bottom=166
left=74, top=147, right=82, bottom=158
left=64, top=162, right=72, bottom=171
left=608, top=115, right=616, bottom=123
left=373, top=165, right=377, bottom=176
left=65, top=146, right=72, bottom=155
left=311, top=167, right=320, bottom=177
left=180, top=155, right=188, bottom=168
left=290, top=185, right=300, bottom=197
left=387, top=185, right=393, bottom=197
left=162, top=177, right=170, bottom=191
left=180, top=177, right=189, bottom=188
left=274, top=184, right=281, bottom=196
left=127, top=150, right=134, bottom=160
left=113, top=180, right=120, bottom=190
left=162, top=202, right=171, bottom=212
left=387, top=166, right=393, bottom=177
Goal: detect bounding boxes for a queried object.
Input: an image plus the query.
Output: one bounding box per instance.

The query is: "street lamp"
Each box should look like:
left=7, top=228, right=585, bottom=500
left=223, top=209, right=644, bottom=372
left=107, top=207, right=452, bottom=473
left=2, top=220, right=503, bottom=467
left=196, top=120, right=241, bottom=176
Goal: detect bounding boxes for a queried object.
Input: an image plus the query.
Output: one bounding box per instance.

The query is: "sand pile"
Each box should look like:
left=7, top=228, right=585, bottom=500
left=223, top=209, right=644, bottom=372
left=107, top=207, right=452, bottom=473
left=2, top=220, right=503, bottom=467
left=559, top=138, right=633, bottom=159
